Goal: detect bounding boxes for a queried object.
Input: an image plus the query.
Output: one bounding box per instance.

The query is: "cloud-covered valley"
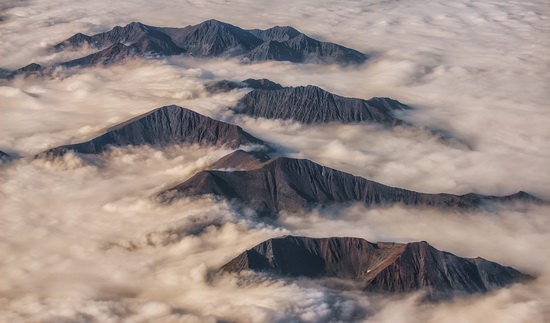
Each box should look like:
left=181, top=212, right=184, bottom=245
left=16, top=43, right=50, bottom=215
left=1, top=0, right=549, bottom=322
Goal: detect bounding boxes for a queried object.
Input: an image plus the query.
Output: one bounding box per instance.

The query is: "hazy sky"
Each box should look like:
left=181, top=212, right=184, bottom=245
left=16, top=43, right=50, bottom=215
left=0, top=0, right=549, bottom=322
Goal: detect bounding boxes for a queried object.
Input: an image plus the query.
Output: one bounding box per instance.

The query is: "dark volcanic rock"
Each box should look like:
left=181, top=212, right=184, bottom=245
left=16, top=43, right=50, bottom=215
left=17, top=63, right=44, bottom=72
left=40, top=106, right=269, bottom=156
left=166, top=150, right=540, bottom=217
left=5, top=63, right=50, bottom=78
left=61, top=43, right=137, bottom=67
left=241, top=79, right=284, bottom=91
left=41, top=20, right=366, bottom=69
left=244, top=40, right=303, bottom=63
left=221, top=236, right=530, bottom=298
left=53, top=32, right=92, bottom=50
left=204, top=78, right=283, bottom=93
left=162, top=19, right=262, bottom=57
left=232, top=85, right=410, bottom=125
left=54, top=22, right=184, bottom=56
left=249, top=26, right=367, bottom=64
left=208, top=149, right=271, bottom=170
left=0, top=150, right=10, bottom=161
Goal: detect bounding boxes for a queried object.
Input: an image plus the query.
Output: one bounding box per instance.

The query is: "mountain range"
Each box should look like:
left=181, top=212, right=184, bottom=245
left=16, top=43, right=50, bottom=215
left=4, top=20, right=367, bottom=78
left=221, top=235, right=530, bottom=298
left=164, top=150, right=538, bottom=217
left=40, top=105, right=270, bottom=157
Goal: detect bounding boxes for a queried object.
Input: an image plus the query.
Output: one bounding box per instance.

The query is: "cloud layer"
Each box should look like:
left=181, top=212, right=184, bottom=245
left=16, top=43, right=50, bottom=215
left=0, top=0, right=549, bottom=321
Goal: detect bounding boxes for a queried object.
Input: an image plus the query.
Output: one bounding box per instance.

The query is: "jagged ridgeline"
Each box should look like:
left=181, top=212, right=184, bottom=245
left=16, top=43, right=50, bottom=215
left=232, top=84, right=411, bottom=125
left=39, top=105, right=271, bottom=157
left=7, top=19, right=367, bottom=77
left=205, top=79, right=410, bottom=126
left=221, top=236, right=531, bottom=299
left=163, top=150, right=540, bottom=217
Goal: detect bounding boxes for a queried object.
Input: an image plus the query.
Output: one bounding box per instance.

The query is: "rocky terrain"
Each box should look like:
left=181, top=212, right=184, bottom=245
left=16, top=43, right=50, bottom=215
left=232, top=85, right=410, bottom=125
left=204, top=78, right=283, bottom=93
left=165, top=150, right=538, bottom=217
left=40, top=105, right=270, bottom=157
left=3, top=20, right=367, bottom=78
left=221, top=235, right=530, bottom=298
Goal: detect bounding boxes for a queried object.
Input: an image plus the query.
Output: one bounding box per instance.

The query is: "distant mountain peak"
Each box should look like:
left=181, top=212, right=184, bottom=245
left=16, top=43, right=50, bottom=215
left=27, top=19, right=367, bottom=73
left=204, top=78, right=283, bottom=93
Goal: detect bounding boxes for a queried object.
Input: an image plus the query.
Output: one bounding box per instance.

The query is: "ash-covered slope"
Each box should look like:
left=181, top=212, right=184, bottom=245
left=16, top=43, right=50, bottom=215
left=166, top=150, right=539, bottom=217
left=221, top=236, right=530, bottom=297
left=41, top=106, right=269, bottom=156
left=232, top=85, right=410, bottom=125
left=204, top=78, right=283, bottom=93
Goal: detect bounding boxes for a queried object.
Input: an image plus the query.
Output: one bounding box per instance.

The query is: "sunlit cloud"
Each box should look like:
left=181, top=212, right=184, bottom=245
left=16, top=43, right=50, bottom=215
left=0, top=0, right=549, bottom=321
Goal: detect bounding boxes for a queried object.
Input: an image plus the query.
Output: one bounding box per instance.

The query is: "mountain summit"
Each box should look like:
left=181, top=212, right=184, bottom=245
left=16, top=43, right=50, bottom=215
left=41, top=106, right=269, bottom=156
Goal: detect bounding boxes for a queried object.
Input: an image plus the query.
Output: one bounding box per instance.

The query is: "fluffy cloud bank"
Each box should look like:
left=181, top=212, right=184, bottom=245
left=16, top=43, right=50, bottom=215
left=0, top=0, right=549, bottom=321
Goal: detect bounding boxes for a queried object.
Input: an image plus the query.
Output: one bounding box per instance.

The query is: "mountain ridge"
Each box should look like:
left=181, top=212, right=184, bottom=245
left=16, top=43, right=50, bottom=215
left=164, top=150, right=540, bottom=217
left=40, top=106, right=270, bottom=157
left=4, top=19, right=367, bottom=76
left=220, top=235, right=531, bottom=298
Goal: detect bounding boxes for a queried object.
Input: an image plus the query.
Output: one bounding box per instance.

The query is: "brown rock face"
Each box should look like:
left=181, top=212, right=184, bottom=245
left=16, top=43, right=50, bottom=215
left=165, top=150, right=540, bottom=217
left=221, top=236, right=530, bottom=298
left=40, top=106, right=270, bottom=157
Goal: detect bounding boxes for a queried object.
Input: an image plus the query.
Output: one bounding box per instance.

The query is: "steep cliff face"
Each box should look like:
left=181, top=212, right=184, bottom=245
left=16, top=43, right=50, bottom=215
left=221, top=236, right=530, bottom=297
left=40, top=106, right=269, bottom=156
left=166, top=150, right=539, bottom=217
left=232, top=85, right=410, bottom=125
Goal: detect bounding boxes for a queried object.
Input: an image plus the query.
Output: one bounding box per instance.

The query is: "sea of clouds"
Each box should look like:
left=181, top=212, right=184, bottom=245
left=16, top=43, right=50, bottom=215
left=1, top=0, right=549, bottom=321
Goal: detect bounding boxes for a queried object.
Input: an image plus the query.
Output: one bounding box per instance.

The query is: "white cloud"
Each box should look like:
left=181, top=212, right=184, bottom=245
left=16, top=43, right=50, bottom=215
left=0, top=0, right=549, bottom=321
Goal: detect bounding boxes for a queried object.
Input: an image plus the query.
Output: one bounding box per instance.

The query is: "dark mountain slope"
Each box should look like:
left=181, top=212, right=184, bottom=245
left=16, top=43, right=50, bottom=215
left=221, top=236, right=530, bottom=298
left=34, top=20, right=366, bottom=71
left=53, top=22, right=184, bottom=55
left=232, top=85, right=410, bottom=125
left=61, top=43, right=137, bottom=67
left=204, top=78, right=283, bottom=93
left=161, top=19, right=262, bottom=57
left=166, top=150, right=539, bottom=217
left=249, top=26, right=367, bottom=64
left=40, top=106, right=269, bottom=156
